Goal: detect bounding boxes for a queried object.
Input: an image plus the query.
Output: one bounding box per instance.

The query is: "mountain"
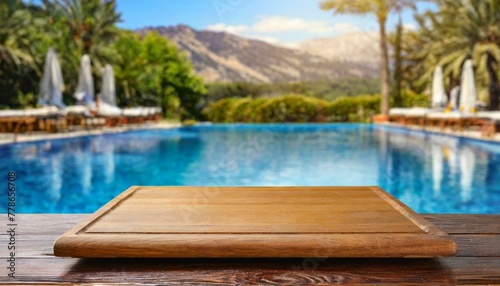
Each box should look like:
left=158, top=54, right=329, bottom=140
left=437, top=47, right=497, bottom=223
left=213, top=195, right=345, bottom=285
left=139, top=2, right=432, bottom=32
left=136, top=25, right=379, bottom=83
left=296, top=32, right=380, bottom=68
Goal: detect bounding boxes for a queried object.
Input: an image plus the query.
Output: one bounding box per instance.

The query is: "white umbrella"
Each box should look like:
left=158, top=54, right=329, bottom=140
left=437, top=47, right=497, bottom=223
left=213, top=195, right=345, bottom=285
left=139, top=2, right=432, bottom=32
left=100, top=64, right=116, bottom=106
left=74, top=55, right=94, bottom=103
left=431, top=66, right=447, bottom=108
left=39, top=48, right=65, bottom=108
left=459, top=59, right=477, bottom=112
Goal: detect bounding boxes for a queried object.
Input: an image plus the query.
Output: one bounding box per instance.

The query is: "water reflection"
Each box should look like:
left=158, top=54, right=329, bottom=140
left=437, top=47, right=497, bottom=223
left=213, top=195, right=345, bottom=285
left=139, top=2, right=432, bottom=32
left=375, top=127, right=498, bottom=213
left=1, top=125, right=499, bottom=214
left=431, top=144, right=443, bottom=197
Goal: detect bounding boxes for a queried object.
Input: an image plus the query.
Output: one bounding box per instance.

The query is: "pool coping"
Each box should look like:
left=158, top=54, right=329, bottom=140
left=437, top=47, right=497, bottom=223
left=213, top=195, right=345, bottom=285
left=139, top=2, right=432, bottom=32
left=0, top=122, right=182, bottom=145
left=1, top=122, right=499, bottom=146
left=375, top=122, right=500, bottom=143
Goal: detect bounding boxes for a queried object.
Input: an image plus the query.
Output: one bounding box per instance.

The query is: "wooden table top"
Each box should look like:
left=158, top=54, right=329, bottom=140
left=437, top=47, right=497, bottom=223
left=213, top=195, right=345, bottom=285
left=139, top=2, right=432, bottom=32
left=1, top=214, right=499, bottom=285
left=54, top=186, right=456, bottom=258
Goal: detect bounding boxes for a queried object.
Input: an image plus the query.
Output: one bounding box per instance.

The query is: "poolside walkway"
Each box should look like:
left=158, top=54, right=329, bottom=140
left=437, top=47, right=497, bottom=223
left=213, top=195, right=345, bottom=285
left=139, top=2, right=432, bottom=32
left=2, top=214, right=499, bottom=285
left=3, top=122, right=500, bottom=145
left=0, top=121, right=181, bottom=145
left=382, top=122, right=500, bottom=142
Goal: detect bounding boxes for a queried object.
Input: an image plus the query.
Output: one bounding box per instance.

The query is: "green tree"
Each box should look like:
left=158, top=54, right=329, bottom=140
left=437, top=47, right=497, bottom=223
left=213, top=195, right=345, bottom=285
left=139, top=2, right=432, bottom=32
left=414, top=0, right=500, bottom=110
left=112, top=31, right=206, bottom=119
left=140, top=32, right=206, bottom=119
left=0, top=0, right=51, bottom=108
left=111, top=31, right=144, bottom=106
left=41, top=0, right=122, bottom=96
left=320, top=0, right=415, bottom=115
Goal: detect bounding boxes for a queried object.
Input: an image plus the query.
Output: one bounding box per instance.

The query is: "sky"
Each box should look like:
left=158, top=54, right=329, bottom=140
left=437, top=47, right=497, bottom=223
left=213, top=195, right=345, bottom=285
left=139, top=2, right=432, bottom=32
left=115, top=0, right=436, bottom=45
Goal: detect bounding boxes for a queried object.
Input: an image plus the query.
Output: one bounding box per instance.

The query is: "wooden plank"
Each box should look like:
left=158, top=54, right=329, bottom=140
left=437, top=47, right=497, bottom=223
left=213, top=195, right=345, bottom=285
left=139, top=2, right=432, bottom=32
left=0, top=257, right=498, bottom=285
left=2, top=234, right=497, bottom=258
left=53, top=186, right=456, bottom=258
left=424, top=215, right=500, bottom=234
left=452, top=235, right=500, bottom=257
left=0, top=214, right=498, bottom=285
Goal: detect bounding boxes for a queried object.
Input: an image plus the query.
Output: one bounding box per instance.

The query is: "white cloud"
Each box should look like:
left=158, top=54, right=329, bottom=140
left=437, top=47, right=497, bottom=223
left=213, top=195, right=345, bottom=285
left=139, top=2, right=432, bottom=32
left=205, top=16, right=363, bottom=45
left=403, top=23, right=417, bottom=31
left=331, top=22, right=361, bottom=34
left=252, top=15, right=335, bottom=34
left=206, top=23, right=249, bottom=34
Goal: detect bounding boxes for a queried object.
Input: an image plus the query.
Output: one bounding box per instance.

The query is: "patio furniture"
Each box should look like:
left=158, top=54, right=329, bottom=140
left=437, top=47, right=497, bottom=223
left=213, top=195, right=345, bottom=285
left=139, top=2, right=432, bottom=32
left=388, top=107, right=433, bottom=126
left=0, top=107, right=66, bottom=134
left=28, top=106, right=67, bottom=133
left=477, top=111, right=500, bottom=137
left=425, top=112, right=476, bottom=132
left=94, top=102, right=124, bottom=127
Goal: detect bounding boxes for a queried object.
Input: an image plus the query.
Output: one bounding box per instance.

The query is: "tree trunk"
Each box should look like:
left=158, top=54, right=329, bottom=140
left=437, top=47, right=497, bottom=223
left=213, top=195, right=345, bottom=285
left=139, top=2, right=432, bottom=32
left=487, top=53, right=500, bottom=111
left=393, top=15, right=403, bottom=107
left=379, top=18, right=391, bottom=115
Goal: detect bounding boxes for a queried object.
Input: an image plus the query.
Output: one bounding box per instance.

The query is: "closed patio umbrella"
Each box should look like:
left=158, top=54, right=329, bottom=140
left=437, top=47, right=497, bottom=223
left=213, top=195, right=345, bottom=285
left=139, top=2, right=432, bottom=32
left=459, top=60, right=477, bottom=112
left=74, top=55, right=94, bottom=104
left=431, top=66, right=447, bottom=108
left=100, top=64, right=116, bottom=106
left=39, top=48, right=65, bottom=108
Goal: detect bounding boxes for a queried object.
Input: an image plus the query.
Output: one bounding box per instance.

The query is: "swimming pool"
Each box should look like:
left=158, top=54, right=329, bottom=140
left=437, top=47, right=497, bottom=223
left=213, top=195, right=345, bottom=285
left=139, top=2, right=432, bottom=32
left=1, top=124, right=499, bottom=214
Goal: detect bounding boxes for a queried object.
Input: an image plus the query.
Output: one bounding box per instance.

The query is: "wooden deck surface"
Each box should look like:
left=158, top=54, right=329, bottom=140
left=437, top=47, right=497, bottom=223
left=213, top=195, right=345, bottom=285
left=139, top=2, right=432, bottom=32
left=1, top=214, right=499, bottom=285
left=54, top=187, right=456, bottom=258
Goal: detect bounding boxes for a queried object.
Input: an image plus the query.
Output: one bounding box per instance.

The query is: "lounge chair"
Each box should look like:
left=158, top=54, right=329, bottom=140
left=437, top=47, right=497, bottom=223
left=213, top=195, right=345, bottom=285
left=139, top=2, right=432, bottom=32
left=0, top=109, right=36, bottom=133
left=93, top=102, right=123, bottom=127
left=425, top=111, right=476, bottom=131
left=477, top=111, right=500, bottom=137
left=388, top=107, right=433, bottom=126
left=65, top=105, right=106, bottom=129
left=0, top=107, right=66, bottom=133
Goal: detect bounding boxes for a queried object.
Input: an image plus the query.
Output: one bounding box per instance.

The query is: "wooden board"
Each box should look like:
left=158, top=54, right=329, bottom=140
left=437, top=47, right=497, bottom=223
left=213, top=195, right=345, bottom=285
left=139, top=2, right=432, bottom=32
left=53, top=186, right=457, bottom=258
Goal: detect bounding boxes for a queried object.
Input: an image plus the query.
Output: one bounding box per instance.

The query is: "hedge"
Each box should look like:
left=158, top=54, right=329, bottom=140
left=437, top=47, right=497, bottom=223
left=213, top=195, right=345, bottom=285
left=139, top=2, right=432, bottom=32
left=204, top=94, right=385, bottom=123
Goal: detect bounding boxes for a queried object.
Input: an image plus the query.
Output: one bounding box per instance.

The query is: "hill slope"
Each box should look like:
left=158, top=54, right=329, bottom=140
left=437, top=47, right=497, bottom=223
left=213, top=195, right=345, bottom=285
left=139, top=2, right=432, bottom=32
left=137, top=25, right=379, bottom=83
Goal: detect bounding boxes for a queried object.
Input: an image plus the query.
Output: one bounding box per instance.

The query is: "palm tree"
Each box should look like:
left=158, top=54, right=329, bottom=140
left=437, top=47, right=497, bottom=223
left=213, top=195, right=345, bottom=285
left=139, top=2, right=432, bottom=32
left=0, top=0, right=51, bottom=107
left=42, top=0, right=121, bottom=55
left=320, top=0, right=416, bottom=115
left=41, top=0, right=122, bottom=95
left=0, top=0, right=35, bottom=68
left=414, top=0, right=500, bottom=110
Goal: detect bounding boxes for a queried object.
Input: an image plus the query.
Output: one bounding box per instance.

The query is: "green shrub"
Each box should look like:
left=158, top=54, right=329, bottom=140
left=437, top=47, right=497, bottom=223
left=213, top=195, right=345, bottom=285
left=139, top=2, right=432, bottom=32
left=243, top=98, right=268, bottom=123
left=254, top=95, right=329, bottom=123
left=205, top=94, right=381, bottom=123
left=328, top=95, right=381, bottom=122
left=227, top=98, right=253, bottom=122
left=205, top=98, right=239, bottom=123
left=398, top=90, right=429, bottom=108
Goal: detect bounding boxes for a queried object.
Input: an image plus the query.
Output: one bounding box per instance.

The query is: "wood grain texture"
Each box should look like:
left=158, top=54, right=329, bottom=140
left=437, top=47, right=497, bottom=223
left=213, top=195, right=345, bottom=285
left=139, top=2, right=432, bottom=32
left=54, top=186, right=456, bottom=258
left=0, top=214, right=498, bottom=285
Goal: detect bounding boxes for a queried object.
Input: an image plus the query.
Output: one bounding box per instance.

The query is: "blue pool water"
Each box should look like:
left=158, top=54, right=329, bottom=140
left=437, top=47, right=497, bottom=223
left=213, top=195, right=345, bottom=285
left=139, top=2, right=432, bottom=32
left=1, top=124, right=499, bottom=214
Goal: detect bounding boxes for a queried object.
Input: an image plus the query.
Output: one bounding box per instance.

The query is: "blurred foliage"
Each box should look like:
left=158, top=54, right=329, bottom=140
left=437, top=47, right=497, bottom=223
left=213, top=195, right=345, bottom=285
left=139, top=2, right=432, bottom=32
left=398, top=0, right=500, bottom=110
left=0, top=0, right=205, bottom=119
left=204, top=78, right=380, bottom=105
left=205, top=94, right=389, bottom=123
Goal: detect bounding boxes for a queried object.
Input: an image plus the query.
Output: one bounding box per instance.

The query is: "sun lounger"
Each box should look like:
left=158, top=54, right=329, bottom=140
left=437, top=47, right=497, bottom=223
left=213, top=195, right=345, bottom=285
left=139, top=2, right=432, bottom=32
left=477, top=112, right=500, bottom=137
left=122, top=107, right=146, bottom=124
left=0, top=110, right=36, bottom=133
left=122, top=107, right=162, bottom=124
left=65, top=105, right=107, bottom=129
left=425, top=112, right=476, bottom=131
left=389, top=108, right=432, bottom=126
left=93, top=102, right=124, bottom=127
left=0, top=107, right=66, bottom=133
